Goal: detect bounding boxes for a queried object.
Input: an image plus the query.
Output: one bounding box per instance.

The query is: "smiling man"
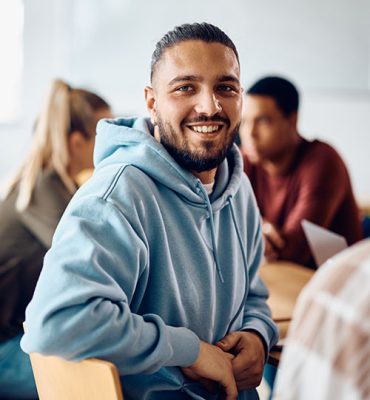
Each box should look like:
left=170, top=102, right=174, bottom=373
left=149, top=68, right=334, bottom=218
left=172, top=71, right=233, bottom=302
left=22, top=23, right=278, bottom=400
left=146, top=39, right=242, bottom=186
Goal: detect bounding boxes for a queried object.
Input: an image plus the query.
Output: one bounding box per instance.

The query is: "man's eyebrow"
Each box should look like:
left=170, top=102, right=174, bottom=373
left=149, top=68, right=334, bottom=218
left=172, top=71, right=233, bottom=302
left=168, top=75, right=201, bottom=86
left=167, top=74, right=240, bottom=86
left=218, top=75, right=240, bottom=84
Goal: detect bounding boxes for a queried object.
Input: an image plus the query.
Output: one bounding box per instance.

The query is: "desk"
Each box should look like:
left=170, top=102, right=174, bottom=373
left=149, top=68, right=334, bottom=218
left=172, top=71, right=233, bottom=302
left=259, top=261, right=314, bottom=365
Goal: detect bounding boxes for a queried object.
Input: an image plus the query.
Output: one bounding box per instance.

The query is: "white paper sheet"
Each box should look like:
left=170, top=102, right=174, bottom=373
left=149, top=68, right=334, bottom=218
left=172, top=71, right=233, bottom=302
left=301, top=219, right=348, bottom=267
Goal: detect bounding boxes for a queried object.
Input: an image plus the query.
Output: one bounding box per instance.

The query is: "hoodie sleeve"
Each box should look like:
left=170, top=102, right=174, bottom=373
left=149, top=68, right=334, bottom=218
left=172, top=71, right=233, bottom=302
left=21, top=194, right=200, bottom=375
left=240, top=198, right=279, bottom=353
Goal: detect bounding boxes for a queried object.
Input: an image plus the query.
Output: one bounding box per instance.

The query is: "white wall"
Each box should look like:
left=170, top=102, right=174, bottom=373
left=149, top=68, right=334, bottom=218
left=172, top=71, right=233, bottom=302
left=1, top=0, right=370, bottom=202
left=300, top=92, right=370, bottom=204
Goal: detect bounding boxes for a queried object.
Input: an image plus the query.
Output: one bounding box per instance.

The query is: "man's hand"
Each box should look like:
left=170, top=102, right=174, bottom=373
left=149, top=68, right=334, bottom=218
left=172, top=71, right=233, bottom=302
left=262, top=221, right=285, bottom=261
left=216, top=331, right=266, bottom=390
left=181, top=340, right=238, bottom=400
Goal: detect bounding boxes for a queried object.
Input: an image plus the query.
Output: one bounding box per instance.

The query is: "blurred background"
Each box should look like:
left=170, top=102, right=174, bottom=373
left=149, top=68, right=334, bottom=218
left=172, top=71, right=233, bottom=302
left=1, top=0, right=370, bottom=202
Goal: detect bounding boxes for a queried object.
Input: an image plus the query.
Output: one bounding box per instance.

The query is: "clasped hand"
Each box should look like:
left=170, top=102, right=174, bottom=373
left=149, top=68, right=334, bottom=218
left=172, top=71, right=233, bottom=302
left=262, top=220, right=285, bottom=261
left=181, top=331, right=265, bottom=400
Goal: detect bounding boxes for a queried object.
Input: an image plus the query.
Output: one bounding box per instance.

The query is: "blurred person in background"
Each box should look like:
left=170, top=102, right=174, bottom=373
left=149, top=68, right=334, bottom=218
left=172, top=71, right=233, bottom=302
left=0, top=79, right=111, bottom=399
left=239, top=76, right=362, bottom=269
left=240, top=75, right=363, bottom=400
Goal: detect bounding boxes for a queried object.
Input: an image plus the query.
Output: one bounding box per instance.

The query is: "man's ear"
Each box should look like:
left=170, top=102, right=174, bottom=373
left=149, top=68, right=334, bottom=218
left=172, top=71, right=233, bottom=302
left=144, top=86, right=157, bottom=125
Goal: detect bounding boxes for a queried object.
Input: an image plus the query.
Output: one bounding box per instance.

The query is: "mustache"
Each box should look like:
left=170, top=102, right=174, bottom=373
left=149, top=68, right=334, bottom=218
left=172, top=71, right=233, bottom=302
left=183, top=115, right=229, bottom=125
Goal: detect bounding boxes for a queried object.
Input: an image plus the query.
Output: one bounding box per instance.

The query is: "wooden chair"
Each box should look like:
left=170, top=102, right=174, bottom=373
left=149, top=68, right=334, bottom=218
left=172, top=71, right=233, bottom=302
left=29, top=352, right=124, bottom=400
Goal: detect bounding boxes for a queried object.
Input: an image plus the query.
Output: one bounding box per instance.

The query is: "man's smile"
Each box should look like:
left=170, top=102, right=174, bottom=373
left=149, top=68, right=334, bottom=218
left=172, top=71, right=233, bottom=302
left=188, top=124, right=221, bottom=133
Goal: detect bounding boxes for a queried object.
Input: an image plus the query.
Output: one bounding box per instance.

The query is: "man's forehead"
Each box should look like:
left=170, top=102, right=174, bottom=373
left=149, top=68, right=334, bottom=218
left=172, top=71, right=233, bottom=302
left=245, top=95, right=277, bottom=109
left=153, top=40, right=240, bottom=85
left=244, top=94, right=286, bottom=117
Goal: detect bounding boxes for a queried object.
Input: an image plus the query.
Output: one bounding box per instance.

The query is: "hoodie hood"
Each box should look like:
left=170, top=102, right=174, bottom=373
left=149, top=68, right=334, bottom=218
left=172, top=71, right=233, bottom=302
left=95, top=117, right=243, bottom=210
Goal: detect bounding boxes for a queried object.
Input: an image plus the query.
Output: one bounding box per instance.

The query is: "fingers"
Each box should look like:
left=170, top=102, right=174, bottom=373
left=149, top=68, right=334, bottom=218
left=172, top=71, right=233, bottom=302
left=218, top=368, right=238, bottom=400
left=216, top=331, right=240, bottom=352
left=208, top=345, right=238, bottom=399
left=264, top=236, right=278, bottom=261
left=262, top=222, right=285, bottom=249
left=230, top=352, right=263, bottom=390
left=217, top=331, right=265, bottom=392
left=182, top=341, right=237, bottom=399
left=263, top=220, right=284, bottom=261
left=231, top=350, right=249, bottom=375
left=235, top=372, right=263, bottom=391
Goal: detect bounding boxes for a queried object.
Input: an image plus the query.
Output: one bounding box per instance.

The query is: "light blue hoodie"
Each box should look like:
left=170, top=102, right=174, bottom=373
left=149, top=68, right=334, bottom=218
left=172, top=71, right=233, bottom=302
left=22, top=117, right=278, bottom=399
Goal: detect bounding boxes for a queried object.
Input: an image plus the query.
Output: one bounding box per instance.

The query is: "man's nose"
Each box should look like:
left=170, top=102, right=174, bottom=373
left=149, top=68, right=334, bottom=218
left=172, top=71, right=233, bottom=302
left=194, top=91, right=222, bottom=116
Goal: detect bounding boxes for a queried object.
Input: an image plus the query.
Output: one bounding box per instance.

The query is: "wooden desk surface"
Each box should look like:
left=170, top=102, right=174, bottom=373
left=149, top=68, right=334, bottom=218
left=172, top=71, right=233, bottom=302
left=260, top=261, right=314, bottom=322
left=260, top=261, right=314, bottom=366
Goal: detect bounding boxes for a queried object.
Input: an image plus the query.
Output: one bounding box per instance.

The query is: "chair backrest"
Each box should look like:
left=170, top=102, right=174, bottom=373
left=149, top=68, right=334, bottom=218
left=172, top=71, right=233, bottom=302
left=29, top=352, right=124, bottom=400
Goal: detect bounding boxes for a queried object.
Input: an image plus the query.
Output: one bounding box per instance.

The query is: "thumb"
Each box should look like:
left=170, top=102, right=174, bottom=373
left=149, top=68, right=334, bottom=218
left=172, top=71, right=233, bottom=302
left=216, top=332, right=240, bottom=352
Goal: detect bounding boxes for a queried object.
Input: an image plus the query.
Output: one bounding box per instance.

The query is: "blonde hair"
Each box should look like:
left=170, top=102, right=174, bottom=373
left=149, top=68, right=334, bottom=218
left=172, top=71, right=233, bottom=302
left=3, top=79, right=110, bottom=211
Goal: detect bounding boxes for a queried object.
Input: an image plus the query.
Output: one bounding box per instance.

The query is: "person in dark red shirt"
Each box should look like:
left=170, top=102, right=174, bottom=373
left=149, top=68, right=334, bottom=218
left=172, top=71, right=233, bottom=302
left=240, top=76, right=362, bottom=268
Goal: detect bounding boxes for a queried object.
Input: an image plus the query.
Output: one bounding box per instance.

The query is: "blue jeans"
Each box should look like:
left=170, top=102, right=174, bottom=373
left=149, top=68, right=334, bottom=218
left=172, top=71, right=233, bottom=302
left=263, top=364, right=277, bottom=400
left=0, top=333, right=38, bottom=399
left=362, top=215, right=370, bottom=238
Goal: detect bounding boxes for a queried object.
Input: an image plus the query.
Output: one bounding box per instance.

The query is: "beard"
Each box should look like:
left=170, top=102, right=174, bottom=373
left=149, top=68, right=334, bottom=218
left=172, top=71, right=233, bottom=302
left=156, top=114, right=239, bottom=172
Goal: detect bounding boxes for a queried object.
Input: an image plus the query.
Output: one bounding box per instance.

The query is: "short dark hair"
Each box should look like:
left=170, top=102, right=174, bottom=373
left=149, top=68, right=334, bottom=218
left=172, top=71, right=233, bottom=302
left=150, top=22, right=239, bottom=82
left=246, top=76, right=299, bottom=116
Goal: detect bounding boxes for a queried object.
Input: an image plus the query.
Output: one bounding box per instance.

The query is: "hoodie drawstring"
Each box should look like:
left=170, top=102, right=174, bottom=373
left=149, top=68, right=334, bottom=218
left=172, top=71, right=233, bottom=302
left=197, top=185, right=249, bottom=325
left=207, top=203, right=225, bottom=284
left=196, top=182, right=225, bottom=283
left=227, top=196, right=250, bottom=331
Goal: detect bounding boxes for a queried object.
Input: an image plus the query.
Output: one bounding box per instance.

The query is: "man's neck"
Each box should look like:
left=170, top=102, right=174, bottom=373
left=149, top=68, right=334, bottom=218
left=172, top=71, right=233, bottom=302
left=262, top=133, right=302, bottom=176
left=191, top=168, right=217, bottom=184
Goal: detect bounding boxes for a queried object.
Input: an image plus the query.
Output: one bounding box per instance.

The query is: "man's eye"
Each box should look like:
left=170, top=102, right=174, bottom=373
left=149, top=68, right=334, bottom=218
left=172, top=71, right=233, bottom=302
left=176, top=85, right=193, bottom=92
left=217, top=85, right=238, bottom=93
left=258, top=117, right=271, bottom=124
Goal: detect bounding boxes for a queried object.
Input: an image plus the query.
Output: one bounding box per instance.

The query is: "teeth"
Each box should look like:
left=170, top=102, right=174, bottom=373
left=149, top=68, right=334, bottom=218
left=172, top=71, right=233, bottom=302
left=191, top=125, right=220, bottom=133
